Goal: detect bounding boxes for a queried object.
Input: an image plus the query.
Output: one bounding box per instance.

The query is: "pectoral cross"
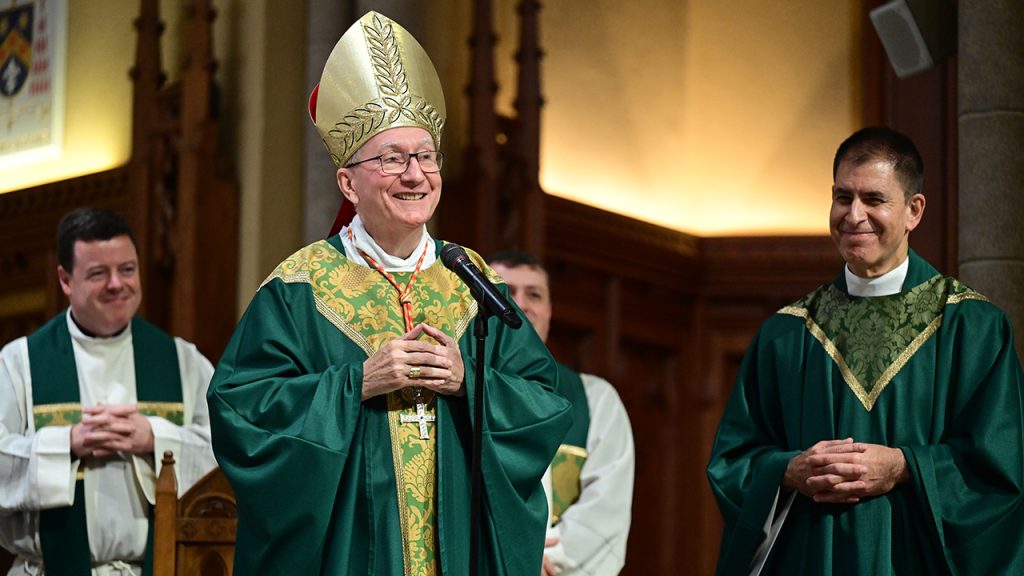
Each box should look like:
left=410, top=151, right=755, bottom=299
left=400, top=402, right=437, bottom=440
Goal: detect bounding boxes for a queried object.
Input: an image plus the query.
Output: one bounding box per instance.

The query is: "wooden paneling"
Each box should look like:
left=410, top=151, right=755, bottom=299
left=0, top=0, right=238, bottom=363
left=532, top=193, right=841, bottom=575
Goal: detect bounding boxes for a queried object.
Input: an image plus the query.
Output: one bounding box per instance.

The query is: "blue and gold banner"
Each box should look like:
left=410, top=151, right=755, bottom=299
left=0, top=0, right=64, bottom=167
left=0, top=4, right=33, bottom=97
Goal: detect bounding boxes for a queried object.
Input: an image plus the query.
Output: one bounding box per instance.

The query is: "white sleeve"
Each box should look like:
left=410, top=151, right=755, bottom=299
left=0, top=338, right=77, bottom=513
left=133, top=338, right=217, bottom=503
left=546, top=374, right=635, bottom=576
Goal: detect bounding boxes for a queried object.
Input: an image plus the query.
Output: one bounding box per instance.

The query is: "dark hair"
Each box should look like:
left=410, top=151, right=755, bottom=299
left=487, top=250, right=546, bottom=273
left=57, top=208, right=137, bottom=272
left=833, top=127, right=924, bottom=199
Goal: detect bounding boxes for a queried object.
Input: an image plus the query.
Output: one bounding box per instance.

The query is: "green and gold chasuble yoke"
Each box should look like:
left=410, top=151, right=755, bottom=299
left=262, top=237, right=497, bottom=575
left=777, top=260, right=986, bottom=412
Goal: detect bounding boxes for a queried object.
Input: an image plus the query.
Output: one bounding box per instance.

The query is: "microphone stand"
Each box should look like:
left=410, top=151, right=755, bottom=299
left=468, top=309, right=490, bottom=576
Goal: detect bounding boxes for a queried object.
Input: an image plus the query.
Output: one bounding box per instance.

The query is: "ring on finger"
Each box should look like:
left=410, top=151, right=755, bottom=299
left=408, top=366, right=422, bottom=379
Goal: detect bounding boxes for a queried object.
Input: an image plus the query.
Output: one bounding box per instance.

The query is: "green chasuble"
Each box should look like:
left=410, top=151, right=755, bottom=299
left=208, top=237, right=573, bottom=575
left=707, top=250, right=1024, bottom=576
left=548, top=362, right=590, bottom=525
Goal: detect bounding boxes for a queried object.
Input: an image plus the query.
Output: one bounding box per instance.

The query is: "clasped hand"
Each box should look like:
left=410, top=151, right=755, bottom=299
left=783, top=438, right=909, bottom=504
left=362, top=323, right=466, bottom=401
left=71, top=403, right=154, bottom=459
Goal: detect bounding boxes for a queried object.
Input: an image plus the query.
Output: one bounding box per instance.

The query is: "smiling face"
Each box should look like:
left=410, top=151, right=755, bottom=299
left=490, top=263, right=552, bottom=342
left=830, top=158, right=925, bottom=278
left=58, top=235, right=142, bottom=336
left=336, top=126, right=441, bottom=256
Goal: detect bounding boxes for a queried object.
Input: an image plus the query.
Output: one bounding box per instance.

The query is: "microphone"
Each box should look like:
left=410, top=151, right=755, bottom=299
left=440, top=243, right=523, bottom=329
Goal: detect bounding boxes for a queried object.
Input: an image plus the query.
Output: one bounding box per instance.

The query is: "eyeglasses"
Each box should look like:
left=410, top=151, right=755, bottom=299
left=346, top=150, right=444, bottom=174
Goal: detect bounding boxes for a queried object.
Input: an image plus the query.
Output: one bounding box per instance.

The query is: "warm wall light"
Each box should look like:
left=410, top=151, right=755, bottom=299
left=537, top=1, right=855, bottom=237
left=0, top=1, right=133, bottom=195
left=0, top=148, right=125, bottom=194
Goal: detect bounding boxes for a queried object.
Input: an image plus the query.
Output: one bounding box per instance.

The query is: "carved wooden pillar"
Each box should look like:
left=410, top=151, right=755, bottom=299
left=128, top=0, right=169, bottom=328
left=176, top=0, right=237, bottom=359
left=449, top=0, right=500, bottom=255
left=172, top=0, right=213, bottom=343
left=508, top=0, right=545, bottom=257
left=126, top=0, right=237, bottom=360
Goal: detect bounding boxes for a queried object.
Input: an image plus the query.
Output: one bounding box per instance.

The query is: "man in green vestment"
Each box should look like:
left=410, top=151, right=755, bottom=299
left=707, top=127, right=1024, bottom=575
left=207, top=11, right=572, bottom=576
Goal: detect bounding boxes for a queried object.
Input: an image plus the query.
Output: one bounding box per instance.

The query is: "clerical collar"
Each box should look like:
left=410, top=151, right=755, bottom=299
left=66, top=309, right=130, bottom=340
left=845, top=256, right=909, bottom=297
left=339, top=214, right=436, bottom=272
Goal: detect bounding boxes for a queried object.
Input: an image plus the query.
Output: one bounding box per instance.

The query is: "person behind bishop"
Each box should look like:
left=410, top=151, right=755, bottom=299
left=207, top=11, right=572, bottom=576
left=488, top=251, right=635, bottom=576
left=707, top=126, right=1024, bottom=575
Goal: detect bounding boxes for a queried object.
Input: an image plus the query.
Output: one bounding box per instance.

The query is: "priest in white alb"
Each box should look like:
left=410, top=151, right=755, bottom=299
left=0, top=208, right=217, bottom=576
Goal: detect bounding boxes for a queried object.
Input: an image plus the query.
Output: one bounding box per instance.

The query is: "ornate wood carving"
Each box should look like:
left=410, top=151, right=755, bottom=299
left=542, top=195, right=838, bottom=574
left=501, top=0, right=545, bottom=255
left=154, top=453, right=237, bottom=576
left=169, top=0, right=239, bottom=360
left=0, top=0, right=238, bottom=363
left=443, top=0, right=501, bottom=254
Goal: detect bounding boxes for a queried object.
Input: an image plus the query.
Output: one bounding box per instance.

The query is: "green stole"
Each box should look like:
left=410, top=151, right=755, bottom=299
left=26, top=311, right=184, bottom=576
left=549, top=362, right=591, bottom=524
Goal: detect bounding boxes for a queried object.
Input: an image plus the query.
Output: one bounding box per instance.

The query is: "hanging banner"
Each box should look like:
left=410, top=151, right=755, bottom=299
left=0, top=0, right=66, bottom=169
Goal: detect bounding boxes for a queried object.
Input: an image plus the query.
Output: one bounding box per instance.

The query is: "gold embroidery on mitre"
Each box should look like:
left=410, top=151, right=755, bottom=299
left=778, top=276, right=987, bottom=411
left=312, top=12, right=446, bottom=167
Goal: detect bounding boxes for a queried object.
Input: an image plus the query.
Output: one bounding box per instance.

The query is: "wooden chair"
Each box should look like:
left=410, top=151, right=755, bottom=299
left=153, top=451, right=237, bottom=576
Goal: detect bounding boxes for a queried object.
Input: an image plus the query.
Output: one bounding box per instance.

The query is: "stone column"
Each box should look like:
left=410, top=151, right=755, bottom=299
left=958, top=0, right=1024, bottom=359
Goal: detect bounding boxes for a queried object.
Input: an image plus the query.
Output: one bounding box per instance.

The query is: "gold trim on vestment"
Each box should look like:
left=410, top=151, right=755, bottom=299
left=32, top=403, right=82, bottom=428
left=136, top=402, right=185, bottom=421
left=313, top=297, right=376, bottom=357
left=386, top=392, right=414, bottom=576
left=260, top=271, right=309, bottom=290
left=549, top=444, right=588, bottom=525
left=870, top=316, right=943, bottom=408
left=947, top=292, right=988, bottom=305
left=32, top=402, right=82, bottom=416
left=556, top=443, right=589, bottom=459
left=779, top=289, right=982, bottom=411
left=386, top=391, right=438, bottom=575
